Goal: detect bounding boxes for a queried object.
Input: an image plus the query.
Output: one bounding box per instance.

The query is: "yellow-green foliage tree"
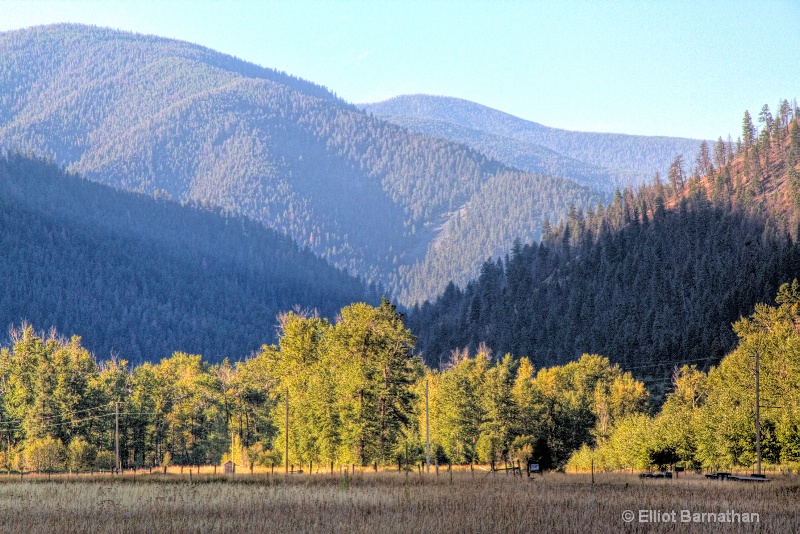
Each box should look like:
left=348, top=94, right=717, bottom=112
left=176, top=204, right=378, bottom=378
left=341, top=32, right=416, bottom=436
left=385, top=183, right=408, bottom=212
left=261, top=310, right=330, bottom=469
left=476, top=353, right=517, bottom=467
left=569, top=414, right=653, bottom=472
left=648, top=365, right=706, bottom=468
left=428, top=351, right=649, bottom=469
left=536, top=354, right=649, bottom=468
left=432, top=348, right=488, bottom=465
left=260, top=300, right=420, bottom=469
left=695, top=281, right=800, bottom=469
left=1, top=304, right=667, bottom=473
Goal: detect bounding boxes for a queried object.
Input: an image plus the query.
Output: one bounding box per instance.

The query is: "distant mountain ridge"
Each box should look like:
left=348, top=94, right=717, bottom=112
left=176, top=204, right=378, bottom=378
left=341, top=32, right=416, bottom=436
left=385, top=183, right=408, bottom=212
left=0, top=24, right=604, bottom=304
left=374, top=113, right=630, bottom=191
left=363, top=94, right=704, bottom=190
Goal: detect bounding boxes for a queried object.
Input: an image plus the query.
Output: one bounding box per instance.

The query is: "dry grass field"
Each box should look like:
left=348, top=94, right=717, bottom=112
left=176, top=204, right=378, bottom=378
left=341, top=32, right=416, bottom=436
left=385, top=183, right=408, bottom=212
left=0, top=470, right=797, bottom=533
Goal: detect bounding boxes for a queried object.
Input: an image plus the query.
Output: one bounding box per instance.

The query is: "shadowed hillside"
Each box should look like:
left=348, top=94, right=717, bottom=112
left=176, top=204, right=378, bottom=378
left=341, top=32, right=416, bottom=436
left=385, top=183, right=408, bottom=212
left=0, top=152, right=374, bottom=363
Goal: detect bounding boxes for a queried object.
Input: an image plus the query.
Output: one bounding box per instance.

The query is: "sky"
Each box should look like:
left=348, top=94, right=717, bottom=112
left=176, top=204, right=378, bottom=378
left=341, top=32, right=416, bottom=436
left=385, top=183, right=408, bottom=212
left=1, top=0, right=798, bottom=140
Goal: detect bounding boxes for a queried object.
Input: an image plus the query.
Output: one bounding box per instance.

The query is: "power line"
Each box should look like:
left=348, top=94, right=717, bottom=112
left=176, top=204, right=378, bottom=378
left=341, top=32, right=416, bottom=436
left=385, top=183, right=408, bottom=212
left=0, top=402, right=118, bottom=427
left=0, top=412, right=115, bottom=433
left=620, top=356, right=717, bottom=372
left=0, top=410, right=166, bottom=433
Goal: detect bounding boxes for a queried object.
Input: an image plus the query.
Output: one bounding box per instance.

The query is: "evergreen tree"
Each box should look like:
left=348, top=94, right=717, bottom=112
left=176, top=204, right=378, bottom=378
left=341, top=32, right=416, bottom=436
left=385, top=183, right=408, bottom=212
left=696, top=140, right=712, bottom=176
left=668, top=154, right=685, bottom=191
left=713, top=137, right=727, bottom=169
left=742, top=110, right=756, bottom=151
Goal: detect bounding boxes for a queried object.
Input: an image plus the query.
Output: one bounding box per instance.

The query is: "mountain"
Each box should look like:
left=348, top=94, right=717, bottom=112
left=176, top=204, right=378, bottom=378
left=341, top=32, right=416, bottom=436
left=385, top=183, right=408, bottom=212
left=365, top=114, right=630, bottom=191
left=0, top=152, right=373, bottom=363
left=362, top=95, right=704, bottom=191
left=0, top=24, right=604, bottom=304
left=408, top=108, right=800, bottom=395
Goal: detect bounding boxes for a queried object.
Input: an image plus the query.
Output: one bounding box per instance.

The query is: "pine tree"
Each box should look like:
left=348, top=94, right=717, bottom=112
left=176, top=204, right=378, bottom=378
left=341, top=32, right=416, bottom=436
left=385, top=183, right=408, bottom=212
left=727, top=135, right=734, bottom=162
left=713, top=137, right=727, bottom=169
left=696, top=140, right=712, bottom=176
left=668, top=154, right=685, bottom=191
left=742, top=111, right=755, bottom=152
left=759, top=104, right=773, bottom=136
left=789, top=122, right=800, bottom=167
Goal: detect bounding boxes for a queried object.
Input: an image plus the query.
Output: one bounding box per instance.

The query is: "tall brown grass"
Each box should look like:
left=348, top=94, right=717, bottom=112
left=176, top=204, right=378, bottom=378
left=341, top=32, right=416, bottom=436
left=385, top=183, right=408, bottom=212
left=0, top=471, right=796, bottom=533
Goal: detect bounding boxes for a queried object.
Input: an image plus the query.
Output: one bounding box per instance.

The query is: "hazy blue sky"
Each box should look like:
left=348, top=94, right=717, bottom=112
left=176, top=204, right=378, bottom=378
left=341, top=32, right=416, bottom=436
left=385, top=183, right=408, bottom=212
left=2, top=1, right=798, bottom=139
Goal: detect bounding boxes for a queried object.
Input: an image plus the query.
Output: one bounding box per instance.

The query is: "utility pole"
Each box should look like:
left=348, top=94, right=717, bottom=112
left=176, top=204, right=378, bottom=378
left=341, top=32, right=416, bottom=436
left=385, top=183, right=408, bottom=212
left=285, top=387, right=289, bottom=475
left=115, top=401, right=120, bottom=474
left=230, top=428, right=235, bottom=469
left=425, top=379, right=430, bottom=473
left=755, top=351, right=761, bottom=475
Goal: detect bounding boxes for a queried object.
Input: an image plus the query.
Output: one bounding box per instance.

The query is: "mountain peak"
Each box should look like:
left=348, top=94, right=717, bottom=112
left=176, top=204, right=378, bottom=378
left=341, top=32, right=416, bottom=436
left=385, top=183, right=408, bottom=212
left=363, top=94, right=548, bottom=132
left=0, top=23, right=345, bottom=105
left=364, top=93, right=703, bottom=189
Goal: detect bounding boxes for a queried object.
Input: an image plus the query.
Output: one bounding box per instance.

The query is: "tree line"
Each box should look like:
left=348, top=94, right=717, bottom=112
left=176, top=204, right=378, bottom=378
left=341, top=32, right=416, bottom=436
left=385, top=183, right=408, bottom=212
left=4, top=288, right=798, bottom=475
left=0, top=299, right=650, bottom=473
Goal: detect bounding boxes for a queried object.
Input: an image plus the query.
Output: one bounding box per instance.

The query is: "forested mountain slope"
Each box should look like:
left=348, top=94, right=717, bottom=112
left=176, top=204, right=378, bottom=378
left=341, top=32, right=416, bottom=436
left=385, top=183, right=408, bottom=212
left=363, top=95, right=704, bottom=189
left=409, top=106, right=800, bottom=393
left=0, top=153, right=373, bottom=363
left=368, top=114, right=629, bottom=191
left=0, top=24, right=602, bottom=304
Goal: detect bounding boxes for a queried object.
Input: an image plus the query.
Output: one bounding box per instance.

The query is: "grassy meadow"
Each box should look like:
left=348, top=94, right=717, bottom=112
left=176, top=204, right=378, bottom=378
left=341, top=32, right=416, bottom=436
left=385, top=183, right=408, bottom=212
left=0, top=469, right=797, bottom=533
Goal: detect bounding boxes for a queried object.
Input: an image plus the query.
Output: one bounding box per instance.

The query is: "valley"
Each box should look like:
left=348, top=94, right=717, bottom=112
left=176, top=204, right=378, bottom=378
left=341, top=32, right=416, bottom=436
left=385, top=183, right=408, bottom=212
left=0, top=19, right=798, bottom=527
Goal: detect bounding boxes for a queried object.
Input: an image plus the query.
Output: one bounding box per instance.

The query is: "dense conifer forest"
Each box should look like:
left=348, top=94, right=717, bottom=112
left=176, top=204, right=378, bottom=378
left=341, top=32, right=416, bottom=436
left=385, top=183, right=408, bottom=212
left=409, top=105, right=800, bottom=393
left=0, top=153, right=373, bottom=363
left=363, top=114, right=629, bottom=192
